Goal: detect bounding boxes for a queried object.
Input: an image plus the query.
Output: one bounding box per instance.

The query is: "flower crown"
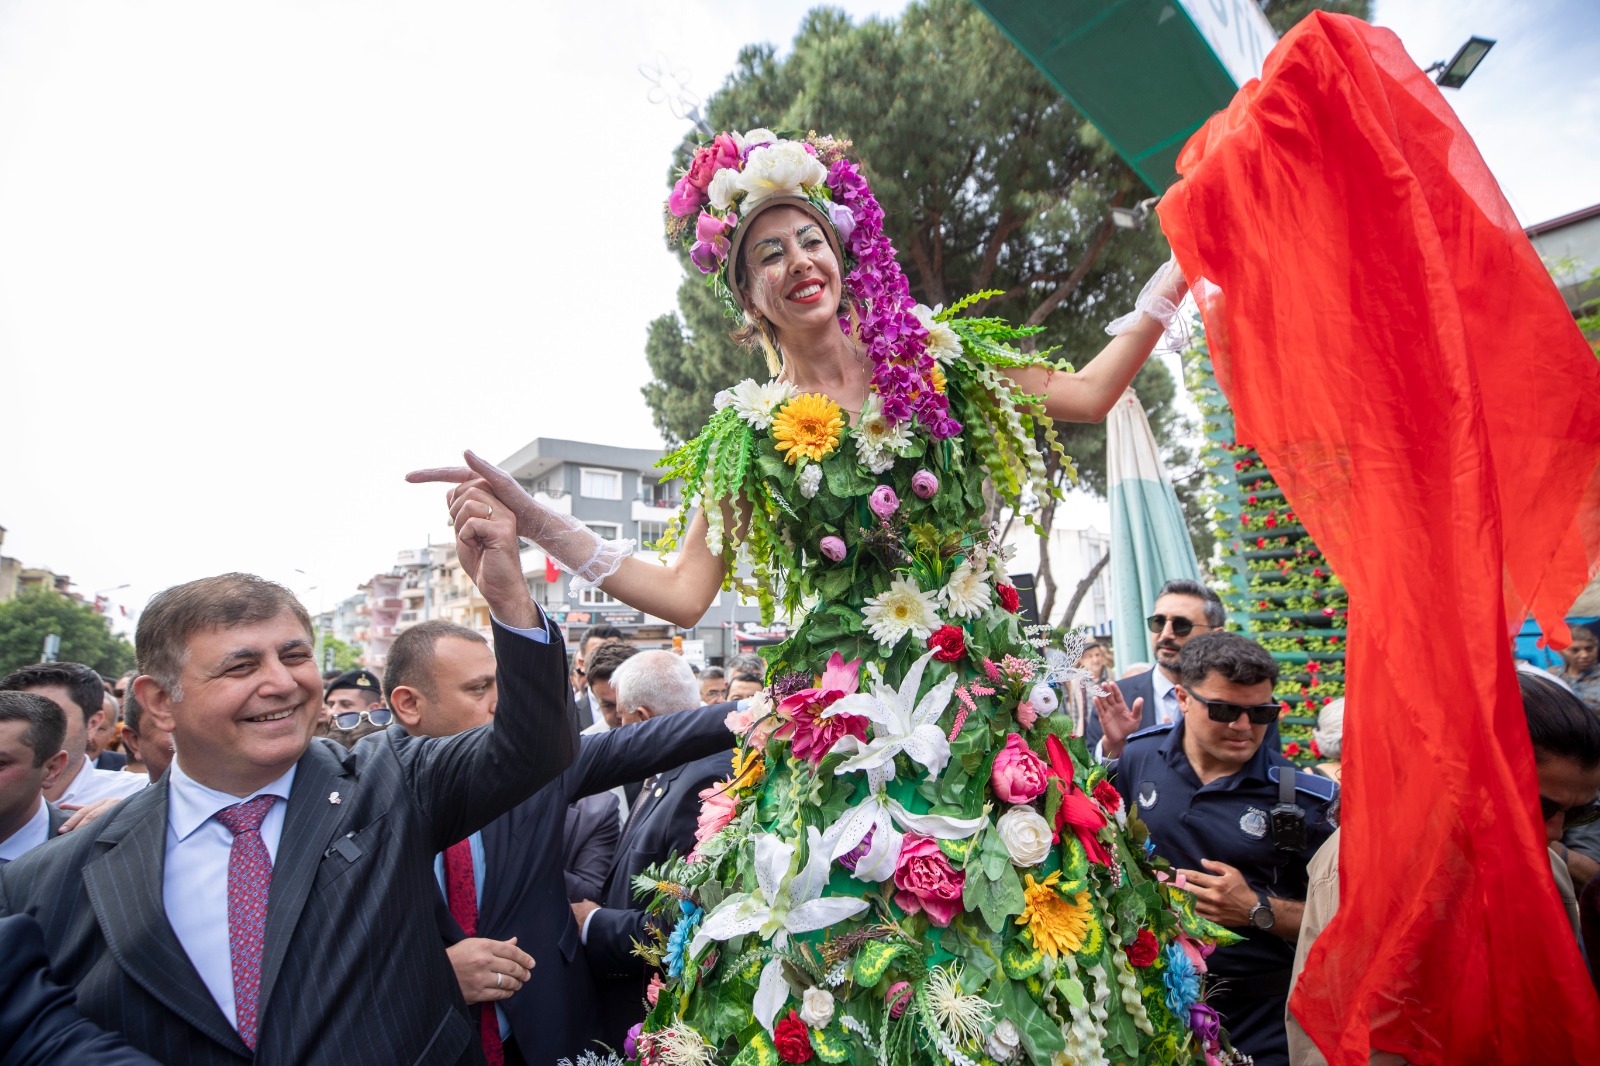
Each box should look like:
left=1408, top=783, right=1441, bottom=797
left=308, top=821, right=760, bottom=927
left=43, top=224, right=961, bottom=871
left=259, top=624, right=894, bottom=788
left=665, top=129, right=961, bottom=440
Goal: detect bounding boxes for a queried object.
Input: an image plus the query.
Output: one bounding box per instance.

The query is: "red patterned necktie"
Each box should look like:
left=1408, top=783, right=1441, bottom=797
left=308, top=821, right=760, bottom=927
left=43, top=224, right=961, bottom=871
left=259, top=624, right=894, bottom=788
left=444, top=839, right=505, bottom=1066
left=213, top=795, right=277, bottom=1050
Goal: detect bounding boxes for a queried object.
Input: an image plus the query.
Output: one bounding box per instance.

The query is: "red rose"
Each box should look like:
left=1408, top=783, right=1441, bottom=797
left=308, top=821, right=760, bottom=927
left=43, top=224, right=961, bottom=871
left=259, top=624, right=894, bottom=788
left=1092, top=778, right=1121, bottom=813
left=1127, top=928, right=1159, bottom=968
left=774, top=1010, right=814, bottom=1063
left=927, top=624, right=967, bottom=663
left=997, top=584, right=1020, bottom=613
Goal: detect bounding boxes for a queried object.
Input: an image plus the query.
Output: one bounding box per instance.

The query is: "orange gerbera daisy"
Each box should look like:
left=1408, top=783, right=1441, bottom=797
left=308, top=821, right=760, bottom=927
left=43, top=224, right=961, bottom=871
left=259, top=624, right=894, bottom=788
left=1016, top=871, right=1093, bottom=957
left=772, top=393, right=844, bottom=464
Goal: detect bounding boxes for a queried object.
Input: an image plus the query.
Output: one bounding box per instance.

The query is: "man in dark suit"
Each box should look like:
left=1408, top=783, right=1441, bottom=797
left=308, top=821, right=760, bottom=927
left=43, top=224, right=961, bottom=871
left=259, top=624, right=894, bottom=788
left=0, top=913, right=159, bottom=1065
left=1088, top=578, right=1227, bottom=756
left=574, top=650, right=736, bottom=1049
left=0, top=483, right=577, bottom=1066
left=389, top=622, right=736, bottom=1062
left=564, top=794, right=620, bottom=903
left=0, top=692, right=71, bottom=864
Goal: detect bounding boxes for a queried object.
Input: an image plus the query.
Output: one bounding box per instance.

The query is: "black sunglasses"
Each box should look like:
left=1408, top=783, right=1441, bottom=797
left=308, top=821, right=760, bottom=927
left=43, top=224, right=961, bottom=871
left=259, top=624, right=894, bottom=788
left=332, top=708, right=394, bottom=731
left=1147, top=614, right=1213, bottom=638
left=1541, top=795, right=1600, bottom=828
left=1188, top=695, right=1280, bottom=725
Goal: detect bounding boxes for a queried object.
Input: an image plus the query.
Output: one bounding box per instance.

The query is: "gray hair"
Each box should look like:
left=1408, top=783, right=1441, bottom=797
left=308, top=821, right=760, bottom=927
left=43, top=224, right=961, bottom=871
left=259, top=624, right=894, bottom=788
left=1313, top=697, right=1344, bottom=760
left=612, top=650, right=700, bottom=716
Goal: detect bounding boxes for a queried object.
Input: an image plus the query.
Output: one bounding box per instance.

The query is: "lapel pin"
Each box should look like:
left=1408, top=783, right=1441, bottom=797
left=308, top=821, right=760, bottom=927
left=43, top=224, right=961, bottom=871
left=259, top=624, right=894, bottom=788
left=329, top=791, right=341, bottom=805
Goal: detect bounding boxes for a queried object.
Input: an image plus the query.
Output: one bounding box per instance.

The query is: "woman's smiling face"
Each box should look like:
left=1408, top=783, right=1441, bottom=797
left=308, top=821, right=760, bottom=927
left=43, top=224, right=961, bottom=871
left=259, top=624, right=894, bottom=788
left=738, top=204, right=843, bottom=339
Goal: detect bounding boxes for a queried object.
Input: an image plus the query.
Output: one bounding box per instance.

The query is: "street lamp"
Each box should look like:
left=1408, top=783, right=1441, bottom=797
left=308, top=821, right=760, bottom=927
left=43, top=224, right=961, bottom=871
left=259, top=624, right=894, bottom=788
left=1110, top=196, right=1161, bottom=231
left=1427, top=37, right=1495, bottom=89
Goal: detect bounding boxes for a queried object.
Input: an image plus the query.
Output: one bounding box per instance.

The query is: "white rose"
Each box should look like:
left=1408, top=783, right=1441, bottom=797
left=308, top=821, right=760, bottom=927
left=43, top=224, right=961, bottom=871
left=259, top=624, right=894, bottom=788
left=985, top=1019, right=1021, bottom=1062
left=1029, top=682, right=1059, bottom=717
left=996, top=805, right=1052, bottom=867
left=708, top=167, right=743, bottom=212
left=737, top=141, right=828, bottom=210
left=799, top=987, right=835, bottom=1029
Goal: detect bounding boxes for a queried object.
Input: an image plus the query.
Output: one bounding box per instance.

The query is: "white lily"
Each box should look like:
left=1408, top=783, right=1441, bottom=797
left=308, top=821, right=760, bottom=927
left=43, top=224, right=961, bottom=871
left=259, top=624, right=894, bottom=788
left=822, top=648, right=956, bottom=780
left=690, top=829, right=868, bottom=1033
left=826, top=762, right=990, bottom=882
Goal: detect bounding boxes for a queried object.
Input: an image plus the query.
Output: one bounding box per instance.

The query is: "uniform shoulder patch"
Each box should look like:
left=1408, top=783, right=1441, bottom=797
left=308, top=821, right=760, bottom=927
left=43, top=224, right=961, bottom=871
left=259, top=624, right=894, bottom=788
left=1268, top=766, right=1338, bottom=803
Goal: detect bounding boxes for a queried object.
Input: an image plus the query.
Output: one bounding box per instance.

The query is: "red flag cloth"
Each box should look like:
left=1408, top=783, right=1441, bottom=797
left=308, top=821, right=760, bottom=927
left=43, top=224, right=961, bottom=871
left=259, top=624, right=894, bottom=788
left=545, top=556, right=560, bottom=584
left=1158, top=13, right=1600, bottom=1064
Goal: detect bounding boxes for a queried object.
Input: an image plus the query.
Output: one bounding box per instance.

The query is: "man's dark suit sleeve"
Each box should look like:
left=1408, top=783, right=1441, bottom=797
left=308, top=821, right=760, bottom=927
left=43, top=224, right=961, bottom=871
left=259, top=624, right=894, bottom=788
left=562, top=703, right=735, bottom=803
left=564, top=795, right=620, bottom=902
left=405, top=620, right=580, bottom=854
left=0, top=914, right=160, bottom=1066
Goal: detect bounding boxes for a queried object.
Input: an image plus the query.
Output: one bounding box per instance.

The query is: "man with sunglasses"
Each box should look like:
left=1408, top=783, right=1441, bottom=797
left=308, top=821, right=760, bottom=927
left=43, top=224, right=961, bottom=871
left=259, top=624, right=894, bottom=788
left=1087, top=578, right=1226, bottom=756
left=320, top=668, right=392, bottom=747
left=1105, top=631, right=1337, bottom=1066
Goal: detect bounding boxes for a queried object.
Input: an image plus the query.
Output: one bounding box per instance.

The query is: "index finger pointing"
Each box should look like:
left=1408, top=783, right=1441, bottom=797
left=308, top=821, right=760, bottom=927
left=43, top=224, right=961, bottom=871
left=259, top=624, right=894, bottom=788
left=406, top=466, right=475, bottom=485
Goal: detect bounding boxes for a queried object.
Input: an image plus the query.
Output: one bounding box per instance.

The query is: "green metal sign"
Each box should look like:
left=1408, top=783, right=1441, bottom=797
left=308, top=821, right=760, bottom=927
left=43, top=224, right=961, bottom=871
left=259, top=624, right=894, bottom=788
left=973, top=0, right=1276, bottom=191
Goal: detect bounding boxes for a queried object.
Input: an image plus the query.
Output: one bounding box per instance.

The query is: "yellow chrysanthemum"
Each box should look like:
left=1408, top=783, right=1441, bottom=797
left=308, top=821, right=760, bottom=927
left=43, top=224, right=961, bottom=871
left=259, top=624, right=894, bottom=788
left=931, top=364, right=947, bottom=394
left=1016, top=871, right=1093, bottom=957
left=772, top=393, right=844, bottom=464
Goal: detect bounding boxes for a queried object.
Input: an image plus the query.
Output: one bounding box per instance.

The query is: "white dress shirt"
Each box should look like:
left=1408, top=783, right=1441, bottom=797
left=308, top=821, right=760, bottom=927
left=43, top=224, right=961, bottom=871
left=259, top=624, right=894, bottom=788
left=1150, top=666, right=1182, bottom=726
left=163, top=757, right=295, bottom=1029
left=58, top=756, right=147, bottom=805
left=432, top=833, right=511, bottom=1040
left=0, top=798, right=49, bottom=863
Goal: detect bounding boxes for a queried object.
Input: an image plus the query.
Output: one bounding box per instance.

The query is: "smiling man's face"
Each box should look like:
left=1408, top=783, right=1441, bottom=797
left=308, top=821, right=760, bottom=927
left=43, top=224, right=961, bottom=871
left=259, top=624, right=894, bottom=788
left=141, top=609, right=322, bottom=796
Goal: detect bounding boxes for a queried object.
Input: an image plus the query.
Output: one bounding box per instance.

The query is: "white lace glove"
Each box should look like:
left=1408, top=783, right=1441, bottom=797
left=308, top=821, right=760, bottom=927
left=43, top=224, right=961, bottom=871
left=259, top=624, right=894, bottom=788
left=407, top=451, right=634, bottom=593
left=1106, top=257, right=1190, bottom=351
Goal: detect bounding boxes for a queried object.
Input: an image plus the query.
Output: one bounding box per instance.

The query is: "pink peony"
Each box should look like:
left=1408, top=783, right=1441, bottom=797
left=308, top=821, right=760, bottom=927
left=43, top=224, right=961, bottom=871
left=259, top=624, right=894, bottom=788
left=668, top=173, right=707, bottom=218
left=892, top=833, right=965, bottom=927
left=775, top=653, right=866, bottom=765
left=868, top=485, right=900, bottom=518
left=911, top=469, right=939, bottom=499
left=991, top=733, right=1049, bottom=803
left=686, top=133, right=741, bottom=192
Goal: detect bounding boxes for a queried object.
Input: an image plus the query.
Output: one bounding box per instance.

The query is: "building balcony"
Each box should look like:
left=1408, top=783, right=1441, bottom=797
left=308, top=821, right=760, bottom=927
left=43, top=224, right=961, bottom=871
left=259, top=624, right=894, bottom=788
left=533, top=492, right=573, bottom=516
left=633, top=499, right=682, bottom=523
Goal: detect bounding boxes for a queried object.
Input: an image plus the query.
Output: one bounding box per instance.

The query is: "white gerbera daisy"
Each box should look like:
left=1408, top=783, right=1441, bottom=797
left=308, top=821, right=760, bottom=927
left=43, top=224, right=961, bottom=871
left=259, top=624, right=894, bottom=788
left=854, top=394, right=912, bottom=474
left=912, top=303, right=964, bottom=363
left=722, top=378, right=798, bottom=430
left=798, top=463, right=823, bottom=499
left=940, top=560, right=993, bottom=620
left=862, top=577, right=940, bottom=646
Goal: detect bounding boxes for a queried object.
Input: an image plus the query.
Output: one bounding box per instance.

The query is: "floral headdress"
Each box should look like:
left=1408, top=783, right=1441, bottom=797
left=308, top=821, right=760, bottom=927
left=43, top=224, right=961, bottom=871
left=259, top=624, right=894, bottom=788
left=665, top=128, right=961, bottom=440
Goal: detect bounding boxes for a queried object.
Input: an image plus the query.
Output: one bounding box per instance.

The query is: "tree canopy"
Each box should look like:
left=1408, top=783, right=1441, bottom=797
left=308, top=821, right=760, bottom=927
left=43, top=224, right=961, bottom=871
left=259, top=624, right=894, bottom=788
left=0, top=591, right=136, bottom=677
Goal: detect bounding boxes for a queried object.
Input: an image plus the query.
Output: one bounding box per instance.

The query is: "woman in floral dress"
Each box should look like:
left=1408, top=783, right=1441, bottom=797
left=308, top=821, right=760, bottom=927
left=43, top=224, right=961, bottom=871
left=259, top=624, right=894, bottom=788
left=416, top=130, right=1243, bottom=1066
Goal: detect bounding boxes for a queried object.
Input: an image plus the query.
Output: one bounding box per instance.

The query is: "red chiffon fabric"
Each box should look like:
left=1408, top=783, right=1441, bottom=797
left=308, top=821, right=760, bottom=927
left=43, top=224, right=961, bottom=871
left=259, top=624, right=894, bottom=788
left=1158, top=13, right=1600, bottom=1064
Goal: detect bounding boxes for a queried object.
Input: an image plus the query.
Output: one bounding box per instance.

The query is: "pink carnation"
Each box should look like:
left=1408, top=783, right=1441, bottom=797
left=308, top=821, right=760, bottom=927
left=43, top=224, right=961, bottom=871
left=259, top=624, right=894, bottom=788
left=892, top=833, right=965, bottom=927
left=991, top=733, right=1049, bottom=803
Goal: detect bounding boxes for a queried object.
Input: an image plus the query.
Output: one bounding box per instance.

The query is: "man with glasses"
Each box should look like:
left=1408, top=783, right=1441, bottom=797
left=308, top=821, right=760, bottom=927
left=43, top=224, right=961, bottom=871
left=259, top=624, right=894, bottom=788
left=320, top=668, right=392, bottom=746
left=1104, top=631, right=1337, bottom=1066
left=1087, top=578, right=1226, bottom=756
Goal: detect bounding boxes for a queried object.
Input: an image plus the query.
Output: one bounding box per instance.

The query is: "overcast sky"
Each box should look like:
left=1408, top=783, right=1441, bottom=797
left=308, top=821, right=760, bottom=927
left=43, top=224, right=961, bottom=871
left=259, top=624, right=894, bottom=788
left=0, top=0, right=1594, bottom=624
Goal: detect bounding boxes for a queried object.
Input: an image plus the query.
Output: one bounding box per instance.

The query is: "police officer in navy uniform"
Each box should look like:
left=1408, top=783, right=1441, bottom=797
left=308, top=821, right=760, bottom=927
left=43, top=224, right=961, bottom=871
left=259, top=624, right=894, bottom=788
left=319, top=668, right=393, bottom=746
left=1100, top=631, right=1336, bottom=1066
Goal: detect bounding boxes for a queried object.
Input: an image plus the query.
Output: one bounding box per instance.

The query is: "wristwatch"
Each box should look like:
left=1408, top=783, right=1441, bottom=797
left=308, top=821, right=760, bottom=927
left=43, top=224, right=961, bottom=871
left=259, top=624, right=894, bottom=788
left=1248, top=892, right=1275, bottom=931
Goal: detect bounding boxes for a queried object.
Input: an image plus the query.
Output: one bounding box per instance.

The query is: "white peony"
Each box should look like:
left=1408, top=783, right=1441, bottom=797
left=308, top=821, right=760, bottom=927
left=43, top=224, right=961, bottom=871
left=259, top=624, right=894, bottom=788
left=862, top=577, right=941, bottom=646
left=912, top=303, right=964, bottom=363
left=940, top=560, right=993, bottom=620
left=742, top=127, right=777, bottom=149
left=707, top=167, right=742, bottom=212
left=985, top=1019, right=1022, bottom=1062
left=798, top=463, right=823, bottom=499
left=799, top=987, right=835, bottom=1029
left=996, top=806, right=1052, bottom=867
left=723, top=378, right=797, bottom=430
left=737, top=141, right=828, bottom=210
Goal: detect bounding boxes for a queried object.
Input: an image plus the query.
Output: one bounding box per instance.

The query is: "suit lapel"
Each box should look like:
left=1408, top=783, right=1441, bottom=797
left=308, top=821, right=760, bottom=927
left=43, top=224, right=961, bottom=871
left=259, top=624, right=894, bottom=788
left=609, top=762, right=687, bottom=884
left=81, top=782, right=251, bottom=1056
left=257, top=746, right=353, bottom=1021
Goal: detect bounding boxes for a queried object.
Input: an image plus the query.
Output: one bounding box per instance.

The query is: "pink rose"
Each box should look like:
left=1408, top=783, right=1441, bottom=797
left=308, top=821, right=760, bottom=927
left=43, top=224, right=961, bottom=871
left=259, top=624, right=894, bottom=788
left=819, top=535, right=847, bottom=562
left=668, top=173, right=707, bottom=218
left=892, top=833, right=965, bottom=927
left=991, top=733, right=1049, bottom=803
left=911, top=469, right=939, bottom=499
left=869, top=485, right=899, bottom=518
